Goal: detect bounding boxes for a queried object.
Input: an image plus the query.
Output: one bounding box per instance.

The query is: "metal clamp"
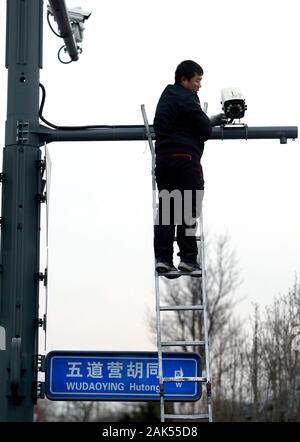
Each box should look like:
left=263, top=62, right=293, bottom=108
left=206, top=381, right=212, bottom=398
left=36, top=382, right=46, bottom=399
left=159, top=381, right=164, bottom=396
left=34, top=355, right=46, bottom=373
left=35, top=270, right=48, bottom=287
left=220, top=125, right=224, bottom=140
left=244, top=124, right=248, bottom=140
left=34, top=314, right=47, bottom=331
left=36, top=159, right=46, bottom=172
left=16, top=121, right=29, bottom=144
left=35, top=193, right=47, bottom=203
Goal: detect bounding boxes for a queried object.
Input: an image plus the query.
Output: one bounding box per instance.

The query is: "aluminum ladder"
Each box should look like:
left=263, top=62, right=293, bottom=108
left=141, top=104, right=213, bottom=423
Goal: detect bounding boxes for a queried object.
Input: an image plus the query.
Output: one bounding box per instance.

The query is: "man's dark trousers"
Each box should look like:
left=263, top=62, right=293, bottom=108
left=154, top=154, right=204, bottom=264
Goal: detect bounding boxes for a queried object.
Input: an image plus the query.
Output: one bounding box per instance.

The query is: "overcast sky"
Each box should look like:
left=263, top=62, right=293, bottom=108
left=0, top=0, right=299, bottom=354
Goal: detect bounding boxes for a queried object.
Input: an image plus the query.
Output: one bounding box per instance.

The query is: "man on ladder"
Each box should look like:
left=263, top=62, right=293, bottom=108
left=153, top=60, right=226, bottom=277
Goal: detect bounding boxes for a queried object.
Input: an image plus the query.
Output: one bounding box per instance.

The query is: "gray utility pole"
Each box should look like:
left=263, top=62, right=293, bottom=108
left=0, top=0, right=44, bottom=422
left=0, top=0, right=298, bottom=422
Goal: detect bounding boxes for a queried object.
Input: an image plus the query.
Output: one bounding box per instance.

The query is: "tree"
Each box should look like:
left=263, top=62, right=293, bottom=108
left=255, top=281, right=300, bottom=421
left=117, top=402, right=160, bottom=422
left=34, top=399, right=115, bottom=422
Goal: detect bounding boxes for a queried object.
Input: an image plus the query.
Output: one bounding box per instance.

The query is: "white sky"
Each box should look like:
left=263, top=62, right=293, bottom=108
left=0, top=0, right=300, bottom=354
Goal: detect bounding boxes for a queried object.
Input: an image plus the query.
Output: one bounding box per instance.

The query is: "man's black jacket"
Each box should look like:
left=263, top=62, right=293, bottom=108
left=154, top=84, right=212, bottom=161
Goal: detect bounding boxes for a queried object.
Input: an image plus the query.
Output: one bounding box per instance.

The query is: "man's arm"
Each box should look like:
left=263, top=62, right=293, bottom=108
left=210, top=113, right=228, bottom=126
left=182, top=95, right=212, bottom=141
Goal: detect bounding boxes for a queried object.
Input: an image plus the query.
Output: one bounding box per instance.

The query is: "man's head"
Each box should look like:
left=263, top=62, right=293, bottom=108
left=175, top=60, right=203, bottom=93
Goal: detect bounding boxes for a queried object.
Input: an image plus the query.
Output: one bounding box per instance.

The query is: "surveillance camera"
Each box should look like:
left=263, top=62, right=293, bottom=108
left=221, top=87, right=247, bottom=120
left=67, top=7, right=91, bottom=44
left=47, top=5, right=91, bottom=43
left=67, top=7, right=91, bottom=23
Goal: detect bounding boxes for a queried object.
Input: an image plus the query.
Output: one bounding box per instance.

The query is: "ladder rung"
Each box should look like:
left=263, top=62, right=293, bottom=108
left=161, top=340, right=205, bottom=347
left=157, top=271, right=202, bottom=277
left=174, top=236, right=201, bottom=241
left=164, top=413, right=209, bottom=420
left=162, top=376, right=207, bottom=383
left=160, top=305, right=203, bottom=311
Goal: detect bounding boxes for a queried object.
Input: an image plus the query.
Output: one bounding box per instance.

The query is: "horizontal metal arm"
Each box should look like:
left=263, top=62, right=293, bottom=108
left=215, top=125, right=298, bottom=144
left=37, top=124, right=298, bottom=145
left=48, top=0, right=78, bottom=61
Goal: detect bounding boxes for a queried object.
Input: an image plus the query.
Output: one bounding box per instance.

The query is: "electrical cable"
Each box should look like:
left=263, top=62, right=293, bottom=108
left=47, top=11, right=64, bottom=38
left=57, top=45, right=73, bottom=65
left=47, top=11, right=76, bottom=65
left=39, top=83, right=143, bottom=131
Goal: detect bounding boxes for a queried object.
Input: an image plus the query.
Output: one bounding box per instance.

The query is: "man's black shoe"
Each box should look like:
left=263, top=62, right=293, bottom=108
left=178, top=261, right=202, bottom=277
left=155, top=261, right=180, bottom=279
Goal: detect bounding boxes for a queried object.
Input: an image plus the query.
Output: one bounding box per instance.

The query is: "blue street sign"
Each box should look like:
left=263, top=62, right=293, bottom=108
left=45, top=351, right=202, bottom=401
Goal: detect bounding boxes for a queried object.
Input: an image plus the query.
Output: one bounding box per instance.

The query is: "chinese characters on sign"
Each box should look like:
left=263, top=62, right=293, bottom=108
left=65, top=360, right=158, bottom=379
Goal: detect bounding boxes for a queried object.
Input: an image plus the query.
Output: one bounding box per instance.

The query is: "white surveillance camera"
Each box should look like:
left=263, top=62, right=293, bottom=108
left=221, top=87, right=247, bottom=120
left=67, top=7, right=91, bottom=44
left=47, top=5, right=91, bottom=45
left=67, top=7, right=91, bottom=23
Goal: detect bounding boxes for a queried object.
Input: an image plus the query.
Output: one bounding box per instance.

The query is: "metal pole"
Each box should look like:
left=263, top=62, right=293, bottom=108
left=0, top=0, right=44, bottom=421
left=48, top=0, right=79, bottom=61
left=36, top=125, right=298, bottom=144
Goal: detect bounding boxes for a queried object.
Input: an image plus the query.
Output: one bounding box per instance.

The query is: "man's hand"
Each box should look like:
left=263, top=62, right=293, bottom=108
left=210, top=113, right=228, bottom=127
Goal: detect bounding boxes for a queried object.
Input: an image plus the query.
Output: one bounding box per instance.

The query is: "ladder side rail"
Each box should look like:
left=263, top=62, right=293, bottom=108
left=141, top=104, right=165, bottom=422
left=199, top=210, right=213, bottom=421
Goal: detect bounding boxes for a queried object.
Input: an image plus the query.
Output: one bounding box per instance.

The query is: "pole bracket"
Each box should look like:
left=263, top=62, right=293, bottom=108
left=34, top=355, right=46, bottom=373
left=35, top=193, right=47, bottom=203
left=34, top=314, right=47, bottom=331
left=35, top=159, right=47, bottom=203
left=36, top=159, right=46, bottom=173
left=35, top=382, right=46, bottom=400
left=35, top=269, right=48, bottom=287
left=33, top=359, right=46, bottom=401
left=206, top=381, right=212, bottom=398
left=16, top=121, right=30, bottom=144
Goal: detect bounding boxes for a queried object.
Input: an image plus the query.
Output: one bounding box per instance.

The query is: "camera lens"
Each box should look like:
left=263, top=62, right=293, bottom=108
left=227, top=103, right=243, bottom=118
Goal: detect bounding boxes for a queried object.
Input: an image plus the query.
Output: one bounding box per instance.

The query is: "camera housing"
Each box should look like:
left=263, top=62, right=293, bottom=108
left=47, top=5, right=91, bottom=44
left=67, top=7, right=92, bottom=23
left=221, top=87, right=247, bottom=120
left=67, top=7, right=91, bottom=44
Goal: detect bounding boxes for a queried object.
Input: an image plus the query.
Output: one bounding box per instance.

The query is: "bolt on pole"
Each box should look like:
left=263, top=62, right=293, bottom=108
left=0, top=0, right=44, bottom=422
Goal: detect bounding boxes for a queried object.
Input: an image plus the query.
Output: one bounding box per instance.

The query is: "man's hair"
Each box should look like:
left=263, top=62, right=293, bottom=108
left=175, top=60, right=204, bottom=84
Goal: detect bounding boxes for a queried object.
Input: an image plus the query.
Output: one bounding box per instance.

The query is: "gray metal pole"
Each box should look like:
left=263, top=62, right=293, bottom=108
left=37, top=125, right=298, bottom=144
left=48, top=0, right=79, bottom=61
left=0, top=0, right=44, bottom=422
